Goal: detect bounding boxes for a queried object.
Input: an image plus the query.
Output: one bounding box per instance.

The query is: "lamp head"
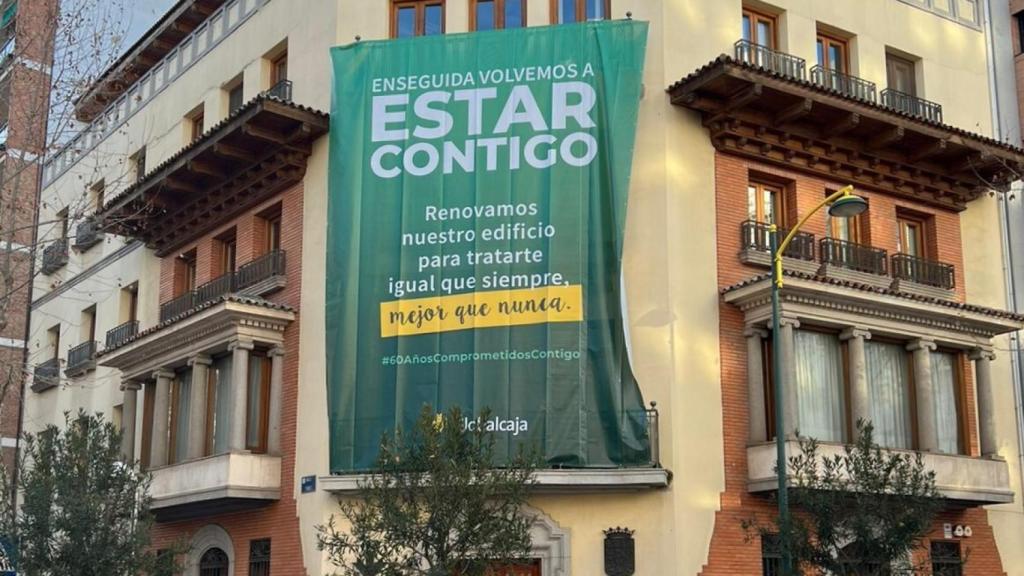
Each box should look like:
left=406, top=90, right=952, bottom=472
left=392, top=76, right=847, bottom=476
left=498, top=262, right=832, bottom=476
left=828, top=193, right=868, bottom=218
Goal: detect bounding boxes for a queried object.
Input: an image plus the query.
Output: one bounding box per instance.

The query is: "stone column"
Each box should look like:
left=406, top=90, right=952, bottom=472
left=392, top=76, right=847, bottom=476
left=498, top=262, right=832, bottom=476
left=229, top=339, right=254, bottom=452
left=746, top=327, right=768, bottom=443
left=779, top=316, right=800, bottom=439
left=971, top=348, right=998, bottom=457
left=841, top=327, right=872, bottom=433
left=908, top=339, right=938, bottom=452
left=150, top=369, right=175, bottom=467
left=120, top=381, right=141, bottom=461
left=186, top=354, right=212, bottom=460
left=267, top=346, right=285, bottom=455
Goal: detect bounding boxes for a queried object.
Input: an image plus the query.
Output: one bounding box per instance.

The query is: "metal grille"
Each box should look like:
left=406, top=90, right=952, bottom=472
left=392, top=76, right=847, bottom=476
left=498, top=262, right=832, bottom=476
left=761, top=534, right=780, bottom=576
left=931, top=542, right=962, bottom=576
left=199, top=547, right=229, bottom=576
left=249, top=538, right=271, bottom=576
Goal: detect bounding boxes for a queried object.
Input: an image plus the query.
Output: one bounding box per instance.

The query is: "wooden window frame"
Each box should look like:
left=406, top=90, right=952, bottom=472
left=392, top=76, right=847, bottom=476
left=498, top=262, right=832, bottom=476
left=48, top=324, right=60, bottom=361
left=266, top=214, right=282, bottom=253
left=125, top=282, right=139, bottom=323
left=168, top=373, right=183, bottom=464
left=56, top=207, right=69, bottom=240
left=218, top=230, right=238, bottom=276
left=83, top=304, right=96, bottom=343
left=816, top=32, right=849, bottom=73
left=885, top=52, right=917, bottom=96
left=748, top=181, right=786, bottom=226
left=191, top=111, right=205, bottom=142
left=90, top=180, right=105, bottom=212
left=470, top=0, right=527, bottom=30
left=141, top=381, right=156, bottom=469
left=896, top=210, right=932, bottom=259
left=132, top=147, right=147, bottom=183
left=391, top=0, right=446, bottom=38
left=550, top=0, right=611, bottom=24
left=176, top=249, right=198, bottom=295
left=271, top=51, right=288, bottom=85
left=228, top=81, right=244, bottom=114
left=246, top=353, right=272, bottom=454
left=205, top=364, right=218, bottom=456
left=742, top=6, right=777, bottom=49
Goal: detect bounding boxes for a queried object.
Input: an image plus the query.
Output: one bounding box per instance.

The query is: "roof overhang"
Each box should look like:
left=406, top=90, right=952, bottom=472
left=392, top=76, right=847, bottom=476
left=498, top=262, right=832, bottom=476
left=98, top=96, right=328, bottom=256
left=668, top=58, right=1024, bottom=211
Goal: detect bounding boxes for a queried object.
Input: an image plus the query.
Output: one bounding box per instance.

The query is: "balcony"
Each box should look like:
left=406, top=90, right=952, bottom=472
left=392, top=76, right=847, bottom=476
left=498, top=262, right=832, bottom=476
left=747, top=441, right=1012, bottom=506
left=734, top=39, right=806, bottom=80
left=881, top=88, right=943, bottom=124
left=739, top=220, right=817, bottom=274
left=40, top=238, right=69, bottom=275
left=159, top=291, right=195, bottom=324
left=262, top=79, right=292, bottom=102
left=195, top=272, right=234, bottom=304
left=31, top=358, right=59, bottom=392
left=810, top=65, right=877, bottom=103
left=105, top=320, right=139, bottom=349
left=65, top=341, right=98, bottom=377
left=150, top=452, right=281, bottom=522
left=819, top=238, right=890, bottom=289
left=891, top=253, right=955, bottom=299
left=73, top=216, right=104, bottom=251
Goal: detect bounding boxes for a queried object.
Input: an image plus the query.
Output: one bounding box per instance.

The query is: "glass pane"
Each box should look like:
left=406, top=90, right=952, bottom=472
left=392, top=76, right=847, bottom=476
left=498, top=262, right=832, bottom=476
left=212, top=355, right=232, bottom=454
left=763, top=188, right=776, bottom=225
left=930, top=352, right=960, bottom=454
left=756, top=20, right=771, bottom=47
left=505, top=0, right=523, bottom=27
left=247, top=356, right=265, bottom=449
left=956, top=0, right=978, bottom=24
left=747, top=185, right=758, bottom=221
left=794, top=331, right=846, bottom=442
left=174, top=371, right=191, bottom=463
left=586, top=0, right=604, bottom=20
left=865, top=341, right=912, bottom=449
left=833, top=216, right=851, bottom=241
left=933, top=0, right=953, bottom=15
left=816, top=39, right=824, bottom=66
left=903, top=223, right=919, bottom=256
left=475, top=0, right=495, bottom=30
left=829, top=44, right=844, bottom=72
left=560, top=0, right=576, bottom=23
left=424, top=4, right=443, bottom=35
left=742, top=15, right=751, bottom=42
left=396, top=6, right=415, bottom=37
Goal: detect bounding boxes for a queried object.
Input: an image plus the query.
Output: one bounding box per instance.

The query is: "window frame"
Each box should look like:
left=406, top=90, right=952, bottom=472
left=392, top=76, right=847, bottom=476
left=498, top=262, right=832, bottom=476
left=228, top=82, right=244, bottom=114
left=742, top=7, right=777, bottom=49
left=747, top=181, right=786, bottom=227
left=177, top=249, right=198, bottom=295
left=1016, top=11, right=1024, bottom=55
left=191, top=111, right=205, bottom=142
left=816, top=32, right=849, bottom=73
left=245, top=352, right=272, bottom=454
left=391, top=0, right=446, bottom=38
left=930, top=540, right=963, bottom=576
left=550, top=0, right=612, bottom=24
left=132, top=146, right=147, bottom=183
left=248, top=538, right=271, bottom=576
left=896, top=211, right=931, bottom=259
left=218, top=229, right=238, bottom=275
left=470, top=0, right=527, bottom=30
left=885, top=52, right=917, bottom=96
left=933, top=347, right=968, bottom=455
left=271, top=51, right=288, bottom=85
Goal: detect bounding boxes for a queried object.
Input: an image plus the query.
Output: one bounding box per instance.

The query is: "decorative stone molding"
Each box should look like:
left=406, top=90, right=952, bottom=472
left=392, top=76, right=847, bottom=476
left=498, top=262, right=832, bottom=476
left=522, top=505, right=571, bottom=576
left=186, top=524, right=235, bottom=576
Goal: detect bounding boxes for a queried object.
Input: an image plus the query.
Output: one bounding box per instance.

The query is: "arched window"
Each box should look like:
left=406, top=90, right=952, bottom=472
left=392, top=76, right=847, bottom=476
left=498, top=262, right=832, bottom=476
left=199, top=547, right=230, bottom=576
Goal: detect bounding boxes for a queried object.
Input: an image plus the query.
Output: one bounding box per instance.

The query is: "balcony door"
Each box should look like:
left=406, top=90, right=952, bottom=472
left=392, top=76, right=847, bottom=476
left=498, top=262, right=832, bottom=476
left=816, top=33, right=848, bottom=73
left=747, top=182, right=784, bottom=226
left=487, top=560, right=541, bottom=576
left=742, top=8, right=776, bottom=48
left=886, top=53, right=916, bottom=96
left=897, top=214, right=927, bottom=258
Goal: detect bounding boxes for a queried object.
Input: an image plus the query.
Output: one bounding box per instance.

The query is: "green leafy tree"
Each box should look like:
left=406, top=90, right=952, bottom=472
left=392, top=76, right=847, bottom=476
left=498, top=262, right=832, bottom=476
left=14, top=410, right=180, bottom=576
left=752, top=421, right=956, bottom=576
left=318, top=405, right=538, bottom=576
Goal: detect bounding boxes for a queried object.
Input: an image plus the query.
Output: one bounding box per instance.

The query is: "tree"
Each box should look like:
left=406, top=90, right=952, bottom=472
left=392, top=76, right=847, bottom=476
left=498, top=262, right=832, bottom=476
left=751, top=421, right=954, bottom=576
left=12, top=410, right=179, bottom=576
left=318, top=406, right=539, bottom=576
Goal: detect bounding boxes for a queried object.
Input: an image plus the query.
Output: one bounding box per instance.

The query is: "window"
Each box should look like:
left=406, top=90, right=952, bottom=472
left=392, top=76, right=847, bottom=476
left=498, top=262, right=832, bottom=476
left=816, top=33, right=848, bottom=73
left=56, top=207, right=69, bottom=240
left=894, top=0, right=979, bottom=27
left=248, top=539, right=271, bottom=576
left=742, top=7, right=776, bottom=48
left=886, top=53, right=917, bottom=96
left=246, top=353, right=271, bottom=453
left=121, top=282, right=139, bottom=323
left=199, top=547, right=230, bottom=576
left=794, top=330, right=846, bottom=442
left=271, top=51, right=288, bottom=84
left=827, top=190, right=865, bottom=243
left=176, top=249, right=198, bottom=295
left=112, top=404, right=124, bottom=433
left=747, top=182, right=784, bottom=226
left=897, top=212, right=929, bottom=258
left=553, top=0, right=609, bottom=23
left=472, top=0, right=525, bottom=30
left=47, top=324, right=60, bottom=360
left=761, top=534, right=781, bottom=576
left=141, top=381, right=156, bottom=469
left=81, top=305, right=96, bottom=344
left=931, top=541, right=963, bottom=576
left=865, top=340, right=913, bottom=449
left=90, top=180, right=105, bottom=212
left=207, top=354, right=233, bottom=455
left=930, top=351, right=962, bottom=454
left=191, top=111, right=205, bottom=142
left=169, top=369, right=192, bottom=464
left=1016, top=12, right=1024, bottom=55
left=218, top=230, right=237, bottom=275
left=131, top=147, right=147, bottom=182
left=392, top=0, right=444, bottom=37
left=266, top=214, right=281, bottom=252
left=228, top=82, right=244, bottom=114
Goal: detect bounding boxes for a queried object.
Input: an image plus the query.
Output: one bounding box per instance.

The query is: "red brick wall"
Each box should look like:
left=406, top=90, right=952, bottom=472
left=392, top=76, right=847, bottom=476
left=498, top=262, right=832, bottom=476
left=151, top=183, right=304, bottom=575
left=701, top=152, right=1006, bottom=575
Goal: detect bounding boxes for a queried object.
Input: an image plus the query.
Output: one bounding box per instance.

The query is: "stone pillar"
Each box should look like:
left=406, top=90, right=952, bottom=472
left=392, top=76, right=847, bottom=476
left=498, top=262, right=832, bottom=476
left=267, top=346, right=285, bottom=455
left=971, top=348, right=998, bottom=457
left=841, top=327, right=871, bottom=434
left=779, top=316, right=800, bottom=439
left=229, top=339, right=254, bottom=452
left=186, top=354, right=212, bottom=460
left=746, top=327, right=768, bottom=443
left=150, top=369, right=175, bottom=467
left=908, top=339, right=938, bottom=452
left=120, top=381, right=141, bottom=461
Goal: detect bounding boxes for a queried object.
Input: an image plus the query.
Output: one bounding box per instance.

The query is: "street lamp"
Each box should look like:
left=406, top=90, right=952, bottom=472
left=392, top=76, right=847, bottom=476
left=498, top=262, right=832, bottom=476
left=769, top=184, right=867, bottom=575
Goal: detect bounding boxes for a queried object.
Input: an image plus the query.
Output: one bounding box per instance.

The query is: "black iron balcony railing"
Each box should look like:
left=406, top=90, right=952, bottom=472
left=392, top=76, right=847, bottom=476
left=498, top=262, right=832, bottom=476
left=734, top=39, right=806, bottom=81
left=892, top=253, right=955, bottom=290
left=263, top=79, right=292, bottom=102
left=33, top=357, right=59, bottom=391
left=810, top=65, right=877, bottom=103
left=740, top=220, right=816, bottom=261
left=820, top=238, right=888, bottom=276
left=195, top=272, right=235, bottom=304
left=159, top=291, right=195, bottom=323
left=73, top=215, right=104, bottom=251
left=41, top=238, right=69, bottom=275
left=235, top=250, right=286, bottom=291
left=880, top=89, right=943, bottom=124
left=105, top=320, right=139, bottom=349
left=66, top=341, right=98, bottom=374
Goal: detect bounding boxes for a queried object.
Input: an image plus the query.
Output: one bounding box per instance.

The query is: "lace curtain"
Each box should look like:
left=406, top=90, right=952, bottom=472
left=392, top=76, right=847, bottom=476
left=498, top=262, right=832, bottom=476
left=794, top=330, right=846, bottom=442
left=864, top=341, right=912, bottom=449
left=930, top=351, right=960, bottom=454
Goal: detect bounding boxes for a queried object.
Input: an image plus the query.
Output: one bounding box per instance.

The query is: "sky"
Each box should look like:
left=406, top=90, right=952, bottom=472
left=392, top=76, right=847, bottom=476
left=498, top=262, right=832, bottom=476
left=124, top=0, right=178, bottom=49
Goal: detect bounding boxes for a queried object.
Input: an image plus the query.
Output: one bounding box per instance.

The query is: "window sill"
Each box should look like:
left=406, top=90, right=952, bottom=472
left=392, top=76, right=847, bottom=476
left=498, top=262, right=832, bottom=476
left=320, top=468, right=672, bottom=494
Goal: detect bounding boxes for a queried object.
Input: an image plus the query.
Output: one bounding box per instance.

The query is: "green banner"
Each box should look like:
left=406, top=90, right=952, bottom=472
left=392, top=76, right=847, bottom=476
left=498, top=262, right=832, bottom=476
left=327, top=21, right=650, bottom=472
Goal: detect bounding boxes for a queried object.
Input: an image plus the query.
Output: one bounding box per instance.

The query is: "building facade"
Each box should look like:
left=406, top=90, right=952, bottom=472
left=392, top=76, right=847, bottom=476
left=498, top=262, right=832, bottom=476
left=23, top=0, right=1024, bottom=575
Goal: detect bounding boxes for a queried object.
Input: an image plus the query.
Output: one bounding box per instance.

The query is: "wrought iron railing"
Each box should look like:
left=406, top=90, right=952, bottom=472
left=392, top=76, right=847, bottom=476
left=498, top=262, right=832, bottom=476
left=810, top=65, right=877, bottom=103
left=235, top=250, right=286, bottom=290
left=644, top=405, right=660, bottom=467
left=892, top=253, right=955, bottom=290
left=66, top=341, right=98, bottom=373
left=33, top=358, right=59, bottom=390
left=73, top=215, right=104, bottom=250
left=734, top=39, right=806, bottom=80
left=105, top=320, right=139, bottom=349
left=740, top=220, right=816, bottom=261
left=262, top=79, right=292, bottom=102
left=41, top=238, right=69, bottom=274
left=880, top=88, right=943, bottom=123
left=159, top=291, right=195, bottom=323
left=820, top=238, right=888, bottom=276
left=195, top=273, right=235, bottom=304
